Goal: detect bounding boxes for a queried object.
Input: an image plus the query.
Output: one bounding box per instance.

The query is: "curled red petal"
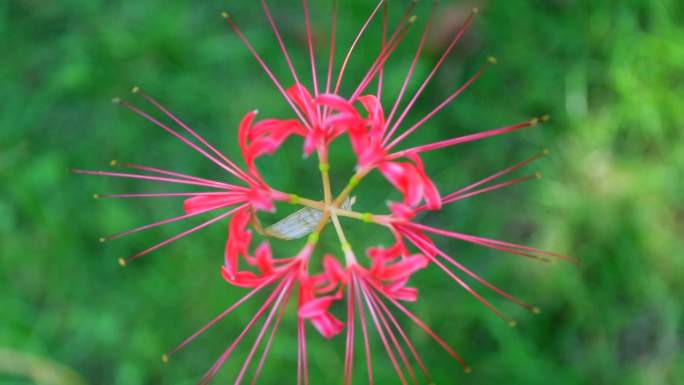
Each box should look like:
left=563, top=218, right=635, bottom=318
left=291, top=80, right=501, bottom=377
left=389, top=286, right=419, bottom=302
left=376, top=255, right=428, bottom=282
left=224, top=207, right=252, bottom=275
left=238, top=111, right=258, bottom=155
left=357, top=142, right=388, bottom=169
left=221, top=266, right=273, bottom=288
left=384, top=277, right=409, bottom=293
left=323, top=255, right=347, bottom=283
left=358, top=94, right=386, bottom=137
left=298, top=295, right=337, bottom=318
left=388, top=202, right=416, bottom=221
left=310, top=313, right=345, bottom=338
left=303, top=127, right=325, bottom=156
left=367, top=241, right=407, bottom=261
left=314, top=93, right=358, bottom=115
left=287, top=84, right=317, bottom=124
left=254, top=242, right=274, bottom=274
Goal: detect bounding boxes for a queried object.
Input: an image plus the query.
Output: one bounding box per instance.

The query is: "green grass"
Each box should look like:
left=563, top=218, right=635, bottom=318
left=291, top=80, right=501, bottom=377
left=1, top=0, right=683, bottom=384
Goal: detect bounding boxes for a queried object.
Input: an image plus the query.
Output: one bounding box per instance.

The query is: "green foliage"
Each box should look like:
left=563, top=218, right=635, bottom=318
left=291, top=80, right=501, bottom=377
left=1, top=0, right=682, bottom=383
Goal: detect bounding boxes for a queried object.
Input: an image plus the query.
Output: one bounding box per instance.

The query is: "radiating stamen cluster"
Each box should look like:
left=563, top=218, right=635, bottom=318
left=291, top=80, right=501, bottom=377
left=73, top=1, right=579, bottom=383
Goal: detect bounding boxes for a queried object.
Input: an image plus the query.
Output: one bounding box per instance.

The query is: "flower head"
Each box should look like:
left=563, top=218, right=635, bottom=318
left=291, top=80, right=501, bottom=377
left=75, top=1, right=579, bottom=383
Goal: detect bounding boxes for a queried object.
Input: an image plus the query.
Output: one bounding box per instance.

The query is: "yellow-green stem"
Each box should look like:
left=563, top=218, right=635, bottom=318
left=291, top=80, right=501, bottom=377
left=297, top=197, right=327, bottom=211
left=317, top=149, right=333, bottom=206
left=331, top=168, right=370, bottom=208
left=330, top=212, right=357, bottom=265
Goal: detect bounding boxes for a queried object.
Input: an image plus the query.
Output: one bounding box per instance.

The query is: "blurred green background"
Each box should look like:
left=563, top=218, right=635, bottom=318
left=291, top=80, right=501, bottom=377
left=2, top=0, right=683, bottom=383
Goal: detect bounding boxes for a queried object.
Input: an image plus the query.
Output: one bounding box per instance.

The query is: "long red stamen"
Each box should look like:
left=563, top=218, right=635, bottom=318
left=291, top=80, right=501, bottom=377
left=383, top=9, right=478, bottom=146
left=114, top=100, right=252, bottom=181
left=260, top=1, right=318, bottom=124
left=343, top=282, right=356, bottom=385
left=123, top=204, right=247, bottom=263
left=165, top=274, right=284, bottom=358
left=235, top=277, right=294, bottom=384
left=383, top=0, right=439, bottom=139
left=299, top=312, right=310, bottom=385
left=368, top=289, right=432, bottom=383
left=408, top=222, right=580, bottom=264
left=360, top=280, right=413, bottom=385
left=302, top=0, right=322, bottom=123
left=97, top=192, right=243, bottom=198
left=261, top=0, right=303, bottom=86
left=101, top=204, right=235, bottom=242
left=297, top=291, right=303, bottom=385
left=302, top=1, right=319, bottom=96
left=113, top=161, right=247, bottom=190
left=132, top=90, right=255, bottom=184
left=69, top=169, right=230, bottom=190
left=350, top=10, right=418, bottom=103
left=325, top=0, right=337, bottom=96
left=353, top=274, right=374, bottom=384
left=221, top=13, right=311, bottom=129
left=406, top=222, right=553, bottom=263
left=386, top=58, right=495, bottom=150
left=431, top=150, right=548, bottom=207
left=404, top=232, right=516, bottom=325
left=251, top=283, right=293, bottom=385
left=376, top=1, right=389, bottom=102
left=390, top=115, right=545, bottom=156
left=442, top=175, right=539, bottom=205
left=297, top=286, right=309, bottom=385
left=356, top=277, right=407, bottom=384
left=376, top=285, right=470, bottom=373
left=333, top=0, right=385, bottom=95
left=405, top=231, right=539, bottom=312
left=199, top=273, right=296, bottom=384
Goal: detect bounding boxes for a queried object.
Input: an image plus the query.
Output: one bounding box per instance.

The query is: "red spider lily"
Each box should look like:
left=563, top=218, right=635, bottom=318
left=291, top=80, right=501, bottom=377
left=76, top=0, right=579, bottom=383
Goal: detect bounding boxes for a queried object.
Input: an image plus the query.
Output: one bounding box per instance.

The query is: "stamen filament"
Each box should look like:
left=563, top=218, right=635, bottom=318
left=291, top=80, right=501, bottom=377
left=376, top=1, right=388, bottom=101
left=386, top=58, right=495, bottom=150
left=124, top=204, right=246, bottom=263
left=260, top=0, right=318, bottom=124
left=373, top=282, right=470, bottom=372
left=251, top=283, right=293, bottom=385
left=97, top=192, right=244, bottom=199
left=325, top=0, right=337, bottom=95
left=353, top=274, right=374, bottom=384
left=133, top=89, right=255, bottom=184
left=425, top=150, right=548, bottom=209
left=102, top=204, right=234, bottom=242
left=113, top=161, right=247, bottom=190
left=222, top=13, right=312, bottom=129
left=408, top=222, right=580, bottom=264
left=343, top=282, right=356, bottom=385
left=405, top=231, right=539, bottom=311
left=441, top=175, right=539, bottom=206
left=68, top=169, right=231, bottom=190
left=390, top=115, right=547, bottom=157
left=350, top=14, right=417, bottom=103
left=382, top=9, right=478, bottom=146
left=383, top=0, right=439, bottom=139
left=359, top=280, right=414, bottom=384
left=199, top=273, right=296, bottom=384
left=235, top=276, right=295, bottom=384
left=333, top=0, right=385, bottom=95
left=166, top=272, right=285, bottom=357
left=368, top=287, right=432, bottom=382
left=418, top=242, right=515, bottom=324
left=115, top=100, right=252, bottom=181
